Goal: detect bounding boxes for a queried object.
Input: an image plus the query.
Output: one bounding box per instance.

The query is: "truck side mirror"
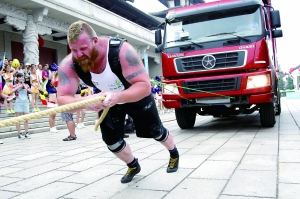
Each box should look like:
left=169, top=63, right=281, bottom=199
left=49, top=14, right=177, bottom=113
left=272, top=29, right=283, bottom=38
left=270, top=10, right=281, bottom=28
left=155, top=45, right=162, bottom=53
left=155, top=29, right=162, bottom=45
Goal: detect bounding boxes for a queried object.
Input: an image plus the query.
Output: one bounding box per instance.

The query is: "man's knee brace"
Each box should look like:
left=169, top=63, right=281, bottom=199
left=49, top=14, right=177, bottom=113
left=106, top=139, right=126, bottom=153
left=153, top=128, right=169, bottom=142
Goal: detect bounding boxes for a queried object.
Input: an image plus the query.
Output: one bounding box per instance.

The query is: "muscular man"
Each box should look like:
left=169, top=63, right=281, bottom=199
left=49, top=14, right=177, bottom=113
left=57, top=21, right=179, bottom=183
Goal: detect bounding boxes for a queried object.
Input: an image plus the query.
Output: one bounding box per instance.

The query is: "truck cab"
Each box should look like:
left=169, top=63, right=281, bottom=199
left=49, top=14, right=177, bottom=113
left=155, top=0, right=283, bottom=129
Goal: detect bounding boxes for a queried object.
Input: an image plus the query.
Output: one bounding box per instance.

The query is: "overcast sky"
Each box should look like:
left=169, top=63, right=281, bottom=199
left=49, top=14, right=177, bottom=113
left=130, top=0, right=296, bottom=73
left=271, top=0, right=298, bottom=73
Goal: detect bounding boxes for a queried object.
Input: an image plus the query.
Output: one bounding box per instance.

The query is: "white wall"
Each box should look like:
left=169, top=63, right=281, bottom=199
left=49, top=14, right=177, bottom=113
left=148, top=57, right=162, bottom=78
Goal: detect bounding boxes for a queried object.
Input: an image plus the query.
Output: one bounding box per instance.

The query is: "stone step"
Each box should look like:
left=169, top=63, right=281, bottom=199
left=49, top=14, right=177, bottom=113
left=0, top=112, right=96, bottom=130
left=0, top=99, right=98, bottom=138
left=0, top=111, right=97, bottom=131
left=0, top=119, right=96, bottom=139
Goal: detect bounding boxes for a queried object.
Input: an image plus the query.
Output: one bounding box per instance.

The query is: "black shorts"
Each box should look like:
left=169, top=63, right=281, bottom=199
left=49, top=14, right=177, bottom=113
left=99, top=94, right=166, bottom=145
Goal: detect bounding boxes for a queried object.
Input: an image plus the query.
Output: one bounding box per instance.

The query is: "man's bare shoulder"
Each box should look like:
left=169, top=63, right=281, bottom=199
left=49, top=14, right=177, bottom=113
left=119, top=41, right=142, bottom=67
left=98, top=36, right=109, bottom=45
left=59, top=54, right=76, bottom=73
left=58, top=54, right=79, bottom=86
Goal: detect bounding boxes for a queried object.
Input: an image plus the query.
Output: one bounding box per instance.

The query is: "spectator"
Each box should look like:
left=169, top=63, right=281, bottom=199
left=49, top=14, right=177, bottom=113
left=15, top=63, right=24, bottom=75
left=36, top=64, right=43, bottom=84
left=0, top=68, right=8, bottom=103
left=30, top=66, right=41, bottom=112
left=24, top=63, right=31, bottom=87
left=61, top=112, right=77, bottom=141
left=1, top=65, right=17, bottom=114
left=42, top=64, right=50, bottom=82
left=0, top=74, right=7, bottom=144
left=46, top=67, right=59, bottom=133
left=151, top=83, right=156, bottom=97
left=11, top=73, right=32, bottom=139
left=156, top=85, right=165, bottom=114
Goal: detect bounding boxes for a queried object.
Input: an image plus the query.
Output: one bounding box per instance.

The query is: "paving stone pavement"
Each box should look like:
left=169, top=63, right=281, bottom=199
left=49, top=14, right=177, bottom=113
left=0, top=98, right=300, bottom=199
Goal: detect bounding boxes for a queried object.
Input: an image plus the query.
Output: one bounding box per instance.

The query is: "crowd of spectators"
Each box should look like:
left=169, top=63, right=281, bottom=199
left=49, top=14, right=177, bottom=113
left=0, top=58, right=96, bottom=140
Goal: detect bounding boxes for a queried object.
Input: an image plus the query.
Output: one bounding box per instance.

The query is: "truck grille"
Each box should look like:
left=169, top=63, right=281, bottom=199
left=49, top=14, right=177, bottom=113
left=182, top=77, right=241, bottom=93
left=175, top=51, right=245, bottom=72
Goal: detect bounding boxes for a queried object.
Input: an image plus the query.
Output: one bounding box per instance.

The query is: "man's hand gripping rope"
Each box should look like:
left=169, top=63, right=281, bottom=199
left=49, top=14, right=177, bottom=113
left=0, top=96, right=109, bottom=131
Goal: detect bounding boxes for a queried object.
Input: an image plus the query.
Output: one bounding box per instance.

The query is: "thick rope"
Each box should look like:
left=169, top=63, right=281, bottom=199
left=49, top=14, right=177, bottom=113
left=0, top=96, right=108, bottom=130
left=94, top=108, right=109, bottom=131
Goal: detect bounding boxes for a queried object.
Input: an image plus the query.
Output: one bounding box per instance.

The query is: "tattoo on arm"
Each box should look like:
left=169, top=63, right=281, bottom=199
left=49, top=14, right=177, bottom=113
left=61, top=58, right=76, bottom=72
left=125, top=49, right=140, bottom=66
left=125, top=69, right=145, bottom=81
left=58, top=69, right=70, bottom=85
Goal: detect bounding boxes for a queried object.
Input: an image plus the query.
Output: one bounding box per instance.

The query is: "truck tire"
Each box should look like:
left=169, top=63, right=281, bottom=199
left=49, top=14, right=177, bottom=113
left=175, top=107, right=196, bottom=129
left=259, top=102, right=276, bottom=127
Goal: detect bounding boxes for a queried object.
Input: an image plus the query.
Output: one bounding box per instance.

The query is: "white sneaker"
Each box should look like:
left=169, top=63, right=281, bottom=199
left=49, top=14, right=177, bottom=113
left=24, top=133, right=31, bottom=139
left=18, top=134, right=25, bottom=139
left=80, top=123, right=86, bottom=128
left=76, top=123, right=83, bottom=129
left=0, top=140, right=3, bottom=144
left=50, top=127, right=59, bottom=133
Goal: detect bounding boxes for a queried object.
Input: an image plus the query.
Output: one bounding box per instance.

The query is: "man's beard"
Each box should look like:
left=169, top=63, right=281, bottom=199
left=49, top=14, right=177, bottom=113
left=74, top=47, right=99, bottom=72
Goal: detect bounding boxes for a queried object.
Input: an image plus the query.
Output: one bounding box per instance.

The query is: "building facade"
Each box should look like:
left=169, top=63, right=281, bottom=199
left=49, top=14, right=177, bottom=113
left=0, top=0, right=162, bottom=77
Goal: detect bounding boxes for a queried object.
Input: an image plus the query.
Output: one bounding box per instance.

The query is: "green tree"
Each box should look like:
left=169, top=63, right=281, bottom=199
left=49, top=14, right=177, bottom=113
left=278, top=72, right=285, bottom=90
left=285, top=75, right=294, bottom=90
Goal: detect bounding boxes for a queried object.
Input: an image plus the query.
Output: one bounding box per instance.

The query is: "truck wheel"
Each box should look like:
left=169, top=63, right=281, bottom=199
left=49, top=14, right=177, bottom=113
left=259, top=102, right=276, bottom=127
left=175, top=107, right=196, bottom=129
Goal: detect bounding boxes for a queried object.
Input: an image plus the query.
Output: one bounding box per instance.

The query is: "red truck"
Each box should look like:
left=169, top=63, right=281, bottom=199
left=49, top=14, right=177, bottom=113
left=154, top=0, right=282, bottom=129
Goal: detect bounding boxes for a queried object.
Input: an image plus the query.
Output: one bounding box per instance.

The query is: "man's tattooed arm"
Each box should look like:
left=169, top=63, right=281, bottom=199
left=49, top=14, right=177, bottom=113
left=125, top=69, right=145, bottom=81
left=58, top=69, right=71, bottom=86
left=125, top=49, right=140, bottom=66
left=60, top=57, right=76, bottom=72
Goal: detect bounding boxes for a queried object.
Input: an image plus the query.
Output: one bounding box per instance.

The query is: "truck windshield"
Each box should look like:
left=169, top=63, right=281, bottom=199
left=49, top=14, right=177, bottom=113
left=164, top=6, right=262, bottom=48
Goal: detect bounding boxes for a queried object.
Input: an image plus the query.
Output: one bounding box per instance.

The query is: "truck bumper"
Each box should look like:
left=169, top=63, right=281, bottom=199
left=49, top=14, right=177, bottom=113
left=248, top=93, right=274, bottom=104
left=163, top=100, right=181, bottom=108
left=162, top=71, right=275, bottom=108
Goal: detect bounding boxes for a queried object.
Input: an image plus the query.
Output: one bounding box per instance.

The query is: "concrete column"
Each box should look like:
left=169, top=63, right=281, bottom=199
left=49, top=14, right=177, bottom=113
left=144, top=53, right=149, bottom=74
left=23, top=15, right=39, bottom=65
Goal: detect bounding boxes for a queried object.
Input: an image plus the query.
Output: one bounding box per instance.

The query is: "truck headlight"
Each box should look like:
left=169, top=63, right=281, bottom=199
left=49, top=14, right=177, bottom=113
left=163, top=83, right=179, bottom=94
left=246, top=74, right=270, bottom=89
